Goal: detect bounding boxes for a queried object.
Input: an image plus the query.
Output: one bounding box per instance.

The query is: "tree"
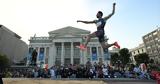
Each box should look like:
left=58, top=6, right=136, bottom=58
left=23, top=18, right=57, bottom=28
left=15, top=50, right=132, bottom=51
left=111, top=53, right=119, bottom=65
left=119, top=48, right=130, bottom=66
left=134, top=53, right=149, bottom=65
left=0, top=53, right=10, bottom=72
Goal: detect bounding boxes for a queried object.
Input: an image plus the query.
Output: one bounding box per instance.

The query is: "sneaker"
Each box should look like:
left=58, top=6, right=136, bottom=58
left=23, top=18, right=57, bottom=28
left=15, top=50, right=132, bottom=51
left=114, top=42, right=120, bottom=49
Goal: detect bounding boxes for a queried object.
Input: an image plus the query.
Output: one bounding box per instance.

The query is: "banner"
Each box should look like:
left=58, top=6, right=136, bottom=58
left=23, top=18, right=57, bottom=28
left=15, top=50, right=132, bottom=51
left=104, top=48, right=111, bottom=60
left=39, top=47, right=45, bottom=62
left=92, top=47, right=97, bottom=61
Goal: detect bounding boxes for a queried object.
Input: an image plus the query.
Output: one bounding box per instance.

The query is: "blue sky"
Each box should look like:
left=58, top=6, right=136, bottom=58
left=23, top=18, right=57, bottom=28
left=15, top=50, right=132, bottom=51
left=0, top=0, right=159, bottom=49
left=83, top=0, right=160, bottom=48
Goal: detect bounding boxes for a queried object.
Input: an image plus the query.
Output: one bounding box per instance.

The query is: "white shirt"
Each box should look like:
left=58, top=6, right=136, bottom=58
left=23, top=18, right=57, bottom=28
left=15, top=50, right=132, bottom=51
left=50, top=69, right=55, bottom=77
left=102, top=68, right=108, bottom=75
left=133, top=67, right=140, bottom=73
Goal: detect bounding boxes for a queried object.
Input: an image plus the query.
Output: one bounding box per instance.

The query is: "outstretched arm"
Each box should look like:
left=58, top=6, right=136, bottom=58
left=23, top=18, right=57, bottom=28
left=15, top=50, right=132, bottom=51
left=77, top=20, right=96, bottom=24
left=103, top=3, right=116, bottom=20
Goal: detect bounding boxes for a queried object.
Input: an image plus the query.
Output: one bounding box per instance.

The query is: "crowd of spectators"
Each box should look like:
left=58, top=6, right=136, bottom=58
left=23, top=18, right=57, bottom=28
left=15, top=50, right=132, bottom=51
left=1, top=61, right=157, bottom=80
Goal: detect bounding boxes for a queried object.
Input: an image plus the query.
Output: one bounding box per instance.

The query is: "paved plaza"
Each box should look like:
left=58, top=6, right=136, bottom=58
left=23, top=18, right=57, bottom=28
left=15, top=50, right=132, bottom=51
left=2, top=78, right=157, bottom=84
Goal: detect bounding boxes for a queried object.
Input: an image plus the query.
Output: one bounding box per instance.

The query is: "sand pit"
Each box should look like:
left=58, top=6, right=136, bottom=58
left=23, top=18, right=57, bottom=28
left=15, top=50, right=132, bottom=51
left=3, top=78, right=105, bottom=84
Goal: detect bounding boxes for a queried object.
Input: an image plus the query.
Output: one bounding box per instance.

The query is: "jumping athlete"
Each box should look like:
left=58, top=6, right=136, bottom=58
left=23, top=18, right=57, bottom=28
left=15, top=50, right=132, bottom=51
left=77, top=3, right=120, bottom=50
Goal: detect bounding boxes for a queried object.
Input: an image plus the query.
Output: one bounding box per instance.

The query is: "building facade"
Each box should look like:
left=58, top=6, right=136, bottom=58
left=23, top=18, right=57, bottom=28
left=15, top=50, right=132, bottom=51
left=0, top=25, right=28, bottom=64
left=130, top=43, right=146, bottom=64
left=142, top=27, right=160, bottom=63
left=28, top=26, right=119, bottom=68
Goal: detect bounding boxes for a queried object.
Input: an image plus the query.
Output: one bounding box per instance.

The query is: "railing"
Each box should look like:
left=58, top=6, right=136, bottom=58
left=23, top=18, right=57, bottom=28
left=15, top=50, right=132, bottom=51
left=30, top=37, right=50, bottom=40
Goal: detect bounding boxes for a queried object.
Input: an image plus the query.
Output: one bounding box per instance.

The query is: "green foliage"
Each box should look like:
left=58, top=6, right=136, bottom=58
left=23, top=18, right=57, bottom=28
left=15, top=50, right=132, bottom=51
left=0, top=53, right=10, bottom=72
left=134, top=53, right=149, bottom=65
left=111, top=48, right=131, bottom=67
left=149, top=64, right=160, bottom=71
left=111, top=53, right=119, bottom=65
left=119, top=48, right=130, bottom=66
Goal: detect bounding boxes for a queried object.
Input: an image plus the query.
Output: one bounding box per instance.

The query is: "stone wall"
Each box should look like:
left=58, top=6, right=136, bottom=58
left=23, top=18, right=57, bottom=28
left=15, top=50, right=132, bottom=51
left=0, top=25, right=28, bottom=63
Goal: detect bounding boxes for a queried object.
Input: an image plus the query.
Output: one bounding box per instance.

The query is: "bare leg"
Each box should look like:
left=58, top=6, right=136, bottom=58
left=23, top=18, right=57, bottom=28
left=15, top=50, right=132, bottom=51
left=84, top=32, right=97, bottom=47
left=100, top=42, right=115, bottom=49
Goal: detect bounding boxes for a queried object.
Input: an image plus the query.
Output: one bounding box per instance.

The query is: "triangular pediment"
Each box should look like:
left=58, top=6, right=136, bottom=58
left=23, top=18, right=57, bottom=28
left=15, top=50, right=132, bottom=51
left=48, top=26, right=90, bottom=35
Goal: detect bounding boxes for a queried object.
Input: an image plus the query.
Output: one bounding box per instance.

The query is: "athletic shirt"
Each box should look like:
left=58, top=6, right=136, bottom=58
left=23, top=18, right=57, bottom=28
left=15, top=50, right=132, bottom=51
left=95, top=18, right=106, bottom=32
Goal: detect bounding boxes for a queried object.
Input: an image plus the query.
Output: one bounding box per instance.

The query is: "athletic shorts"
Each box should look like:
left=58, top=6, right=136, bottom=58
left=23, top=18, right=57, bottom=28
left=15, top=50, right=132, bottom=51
left=94, top=30, right=105, bottom=43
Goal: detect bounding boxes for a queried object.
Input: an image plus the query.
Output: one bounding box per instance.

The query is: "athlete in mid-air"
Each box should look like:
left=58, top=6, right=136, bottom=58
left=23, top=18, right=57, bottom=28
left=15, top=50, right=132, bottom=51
left=77, top=3, right=120, bottom=50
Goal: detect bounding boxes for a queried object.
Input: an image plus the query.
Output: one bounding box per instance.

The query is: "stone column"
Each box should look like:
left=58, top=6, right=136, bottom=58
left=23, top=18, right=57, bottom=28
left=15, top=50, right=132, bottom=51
left=36, top=47, right=40, bottom=64
left=71, top=42, right=74, bottom=64
left=80, top=50, right=83, bottom=64
left=52, top=43, right=56, bottom=66
left=44, top=47, right=47, bottom=64
left=80, top=37, right=85, bottom=64
left=90, top=46, right=92, bottom=63
left=48, top=44, right=54, bottom=68
left=83, top=49, right=87, bottom=64
left=101, top=47, right=104, bottom=63
left=61, top=42, right=64, bottom=65
left=96, top=46, right=99, bottom=62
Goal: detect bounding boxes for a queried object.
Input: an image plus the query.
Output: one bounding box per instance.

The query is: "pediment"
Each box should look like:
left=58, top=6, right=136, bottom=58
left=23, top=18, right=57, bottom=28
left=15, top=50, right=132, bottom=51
left=48, top=26, right=90, bottom=35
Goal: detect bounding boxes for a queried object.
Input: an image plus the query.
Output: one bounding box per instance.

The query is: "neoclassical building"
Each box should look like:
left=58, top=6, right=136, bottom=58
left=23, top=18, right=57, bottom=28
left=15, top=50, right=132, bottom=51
left=142, top=27, right=160, bottom=63
left=28, top=26, right=119, bottom=68
left=130, top=43, right=146, bottom=64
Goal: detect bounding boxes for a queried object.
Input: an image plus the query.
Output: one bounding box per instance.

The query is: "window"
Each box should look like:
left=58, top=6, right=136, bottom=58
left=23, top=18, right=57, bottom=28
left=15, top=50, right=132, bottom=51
left=74, top=58, right=80, bottom=64
left=65, top=47, right=71, bottom=57
left=146, top=41, right=150, bottom=44
left=55, top=58, right=61, bottom=65
left=147, top=46, right=151, bottom=49
left=74, top=47, right=80, bottom=57
left=150, top=40, right=154, bottom=43
left=155, top=37, right=158, bottom=41
left=64, top=58, right=71, bottom=65
left=134, top=52, right=135, bottom=54
left=153, top=31, right=157, bottom=35
left=142, top=49, right=144, bottom=52
left=56, top=47, right=61, bottom=57
left=156, top=43, right=159, bottom=46
left=144, top=36, right=148, bottom=39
